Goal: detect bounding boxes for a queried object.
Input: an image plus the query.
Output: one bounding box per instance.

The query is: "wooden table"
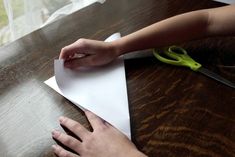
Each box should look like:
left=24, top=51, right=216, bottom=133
left=0, top=0, right=234, bottom=156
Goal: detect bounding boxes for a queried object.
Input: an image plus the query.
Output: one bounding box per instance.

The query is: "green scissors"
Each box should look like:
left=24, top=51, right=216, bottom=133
left=153, top=46, right=235, bottom=89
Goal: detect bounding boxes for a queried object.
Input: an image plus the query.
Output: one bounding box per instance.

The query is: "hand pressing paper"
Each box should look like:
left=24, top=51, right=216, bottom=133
left=44, top=33, right=131, bottom=139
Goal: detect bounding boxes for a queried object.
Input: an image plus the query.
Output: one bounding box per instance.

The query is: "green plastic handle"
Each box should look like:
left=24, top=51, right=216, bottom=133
left=153, top=46, right=202, bottom=71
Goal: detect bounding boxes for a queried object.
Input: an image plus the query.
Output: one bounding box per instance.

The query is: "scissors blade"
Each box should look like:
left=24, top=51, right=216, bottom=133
left=198, top=67, right=235, bottom=89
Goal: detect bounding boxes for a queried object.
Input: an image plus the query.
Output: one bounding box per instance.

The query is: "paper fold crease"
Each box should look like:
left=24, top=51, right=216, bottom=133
left=45, top=33, right=131, bottom=139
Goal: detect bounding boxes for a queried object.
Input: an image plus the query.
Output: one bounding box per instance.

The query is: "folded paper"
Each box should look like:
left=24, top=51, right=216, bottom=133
left=44, top=33, right=131, bottom=138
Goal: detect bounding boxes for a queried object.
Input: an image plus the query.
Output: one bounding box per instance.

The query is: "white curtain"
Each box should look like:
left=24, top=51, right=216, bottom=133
left=0, top=0, right=105, bottom=47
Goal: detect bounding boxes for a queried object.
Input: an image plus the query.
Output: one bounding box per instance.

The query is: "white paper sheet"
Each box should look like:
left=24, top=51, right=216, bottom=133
left=213, top=0, right=235, bottom=4
left=44, top=33, right=131, bottom=138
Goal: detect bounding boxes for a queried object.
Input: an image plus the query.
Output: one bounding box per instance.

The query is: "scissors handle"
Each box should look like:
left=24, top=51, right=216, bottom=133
left=153, top=46, right=201, bottom=71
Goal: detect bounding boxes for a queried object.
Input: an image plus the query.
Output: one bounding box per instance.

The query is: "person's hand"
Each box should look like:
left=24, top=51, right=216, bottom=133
left=59, top=39, right=120, bottom=69
left=51, top=110, right=147, bottom=157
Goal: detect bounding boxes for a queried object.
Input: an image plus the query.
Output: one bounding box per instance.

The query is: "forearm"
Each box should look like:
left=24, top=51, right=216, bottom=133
left=207, top=5, right=235, bottom=36
left=112, top=5, right=235, bottom=56
left=60, top=5, right=235, bottom=68
left=113, top=10, right=210, bottom=55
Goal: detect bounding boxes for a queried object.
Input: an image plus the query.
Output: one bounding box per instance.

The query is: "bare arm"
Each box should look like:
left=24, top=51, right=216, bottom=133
left=60, top=5, right=235, bottom=68
left=113, top=5, right=235, bottom=55
left=207, top=5, right=235, bottom=36
left=56, top=5, right=235, bottom=157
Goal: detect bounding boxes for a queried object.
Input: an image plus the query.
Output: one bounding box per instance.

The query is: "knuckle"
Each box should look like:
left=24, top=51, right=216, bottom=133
left=64, top=137, right=73, bottom=145
left=87, top=111, right=97, bottom=119
left=60, top=150, right=68, bottom=157
left=57, top=147, right=64, bottom=156
left=72, top=123, right=82, bottom=130
left=97, top=125, right=107, bottom=131
left=84, top=133, right=94, bottom=143
left=65, top=138, right=78, bottom=149
left=77, top=38, right=88, bottom=46
left=61, top=46, right=68, bottom=52
left=77, top=38, right=85, bottom=42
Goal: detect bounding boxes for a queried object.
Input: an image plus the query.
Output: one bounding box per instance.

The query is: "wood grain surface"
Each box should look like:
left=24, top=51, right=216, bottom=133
left=0, top=0, right=234, bottom=156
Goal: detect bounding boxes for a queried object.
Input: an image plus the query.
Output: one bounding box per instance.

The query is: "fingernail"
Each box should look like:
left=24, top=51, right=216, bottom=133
left=52, top=145, right=57, bottom=151
left=52, top=130, right=60, bottom=138
left=59, top=116, right=65, bottom=123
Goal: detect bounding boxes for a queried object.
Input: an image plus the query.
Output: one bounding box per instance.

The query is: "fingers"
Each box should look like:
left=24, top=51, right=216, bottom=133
left=84, top=110, right=106, bottom=131
left=59, top=45, right=78, bottom=60
left=64, top=56, right=96, bottom=68
left=60, top=39, right=116, bottom=68
left=52, top=145, right=80, bottom=157
left=59, top=116, right=90, bottom=140
left=59, top=39, right=88, bottom=60
left=52, top=130, right=82, bottom=153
